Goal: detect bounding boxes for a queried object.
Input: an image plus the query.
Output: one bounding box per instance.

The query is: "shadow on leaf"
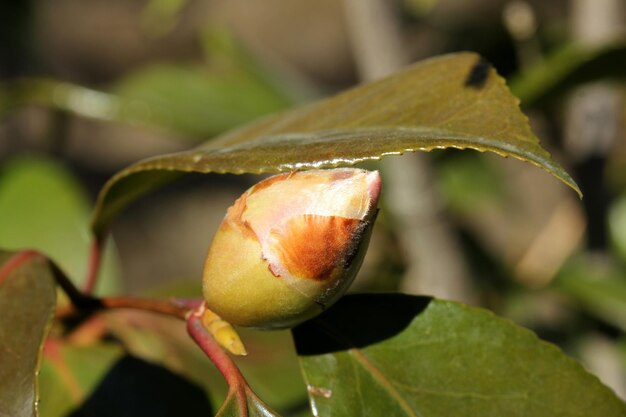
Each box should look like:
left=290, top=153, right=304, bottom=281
left=293, top=293, right=432, bottom=355
left=68, top=355, right=213, bottom=417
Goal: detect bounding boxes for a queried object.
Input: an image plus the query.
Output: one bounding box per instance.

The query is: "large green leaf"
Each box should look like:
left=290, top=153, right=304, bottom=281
left=91, top=52, right=580, bottom=237
left=510, top=41, right=626, bottom=107
left=0, top=156, right=119, bottom=294
left=293, top=294, right=626, bottom=417
left=0, top=251, right=57, bottom=417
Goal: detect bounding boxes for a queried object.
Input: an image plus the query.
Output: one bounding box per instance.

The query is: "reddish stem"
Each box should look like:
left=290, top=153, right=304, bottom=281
left=101, top=296, right=189, bottom=319
left=187, top=307, right=249, bottom=416
left=2, top=249, right=251, bottom=413
left=0, top=250, right=44, bottom=286
left=83, top=237, right=104, bottom=295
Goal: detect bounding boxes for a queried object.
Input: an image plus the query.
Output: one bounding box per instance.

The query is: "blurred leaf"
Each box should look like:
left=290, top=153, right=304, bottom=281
left=555, top=257, right=626, bottom=331
left=1, top=31, right=294, bottom=140
left=293, top=294, right=626, bottom=417
left=436, top=152, right=505, bottom=212
left=67, top=355, right=213, bottom=417
left=104, top=310, right=228, bottom=409
left=0, top=156, right=119, bottom=293
left=91, top=52, right=580, bottom=238
left=403, top=0, right=438, bottom=16
left=38, top=342, right=124, bottom=417
left=140, top=0, right=187, bottom=37
left=0, top=251, right=56, bottom=417
left=609, top=194, right=626, bottom=263
left=510, top=41, right=626, bottom=107
left=113, top=62, right=293, bottom=138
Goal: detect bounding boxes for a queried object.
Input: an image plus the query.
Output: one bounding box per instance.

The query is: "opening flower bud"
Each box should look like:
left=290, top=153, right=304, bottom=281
left=202, top=168, right=381, bottom=329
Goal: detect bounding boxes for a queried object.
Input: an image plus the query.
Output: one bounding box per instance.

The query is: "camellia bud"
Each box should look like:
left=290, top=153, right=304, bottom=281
left=202, top=168, right=381, bottom=329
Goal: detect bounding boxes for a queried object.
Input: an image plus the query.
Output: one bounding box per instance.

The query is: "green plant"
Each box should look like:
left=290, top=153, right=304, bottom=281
left=1, top=52, right=625, bottom=417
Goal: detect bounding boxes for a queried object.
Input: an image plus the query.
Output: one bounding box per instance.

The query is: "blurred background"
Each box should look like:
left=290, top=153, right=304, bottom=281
left=1, top=0, right=626, bottom=415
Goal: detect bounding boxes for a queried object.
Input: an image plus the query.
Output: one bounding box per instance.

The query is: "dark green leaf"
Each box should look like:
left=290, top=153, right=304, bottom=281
left=510, top=41, right=626, bottom=107
left=0, top=250, right=57, bottom=417
left=293, top=294, right=626, bottom=417
left=91, top=52, right=580, bottom=238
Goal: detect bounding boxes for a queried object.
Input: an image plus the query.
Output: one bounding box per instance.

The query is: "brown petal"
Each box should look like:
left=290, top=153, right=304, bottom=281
left=267, top=214, right=363, bottom=282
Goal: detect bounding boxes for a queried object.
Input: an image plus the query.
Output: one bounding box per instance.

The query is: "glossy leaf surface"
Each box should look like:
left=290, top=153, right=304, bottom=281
left=91, top=52, right=580, bottom=237
left=0, top=251, right=57, bottom=417
left=293, top=294, right=626, bottom=417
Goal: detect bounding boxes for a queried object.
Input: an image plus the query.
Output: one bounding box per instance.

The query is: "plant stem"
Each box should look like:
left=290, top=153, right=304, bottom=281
left=187, top=305, right=249, bottom=416
left=100, top=296, right=190, bottom=319
left=83, top=236, right=104, bottom=295
left=2, top=249, right=254, bottom=412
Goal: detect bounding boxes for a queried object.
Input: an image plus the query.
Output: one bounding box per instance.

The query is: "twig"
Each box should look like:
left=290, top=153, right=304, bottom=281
left=187, top=305, right=249, bottom=416
left=48, top=253, right=254, bottom=409
left=83, top=236, right=104, bottom=295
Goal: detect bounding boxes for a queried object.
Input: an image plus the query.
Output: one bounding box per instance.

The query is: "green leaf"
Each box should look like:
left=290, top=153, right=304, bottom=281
left=1, top=31, right=294, bottom=139
left=610, top=194, right=626, bottom=263
left=67, top=354, right=214, bottom=416
left=112, top=62, right=293, bottom=138
left=555, top=257, right=626, bottom=331
left=0, top=250, right=57, bottom=417
left=38, top=342, right=125, bottom=417
left=293, top=294, right=626, bottom=417
left=91, top=52, right=580, bottom=238
left=510, top=41, right=626, bottom=107
left=0, top=156, right=119, bottom=294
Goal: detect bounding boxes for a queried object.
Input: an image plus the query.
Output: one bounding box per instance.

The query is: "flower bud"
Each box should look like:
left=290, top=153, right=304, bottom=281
left=202, top=168, right=381, bottom=329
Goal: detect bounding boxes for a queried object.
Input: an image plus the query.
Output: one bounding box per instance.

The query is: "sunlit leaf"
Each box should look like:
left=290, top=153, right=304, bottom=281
left=293, top=294, right=626, bottom=417
left=610, top=194, right=626, bottom=263
left=510, top=41, right=626, bottom=107
left=0, top=156, right=119, bottom=294
left=0, top=250, right=56, bottom=417
left=91, top=52, right=580, bottom=238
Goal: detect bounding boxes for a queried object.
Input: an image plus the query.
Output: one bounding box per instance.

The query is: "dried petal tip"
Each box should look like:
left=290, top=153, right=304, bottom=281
left=202, top=168, right=381, bottom=329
